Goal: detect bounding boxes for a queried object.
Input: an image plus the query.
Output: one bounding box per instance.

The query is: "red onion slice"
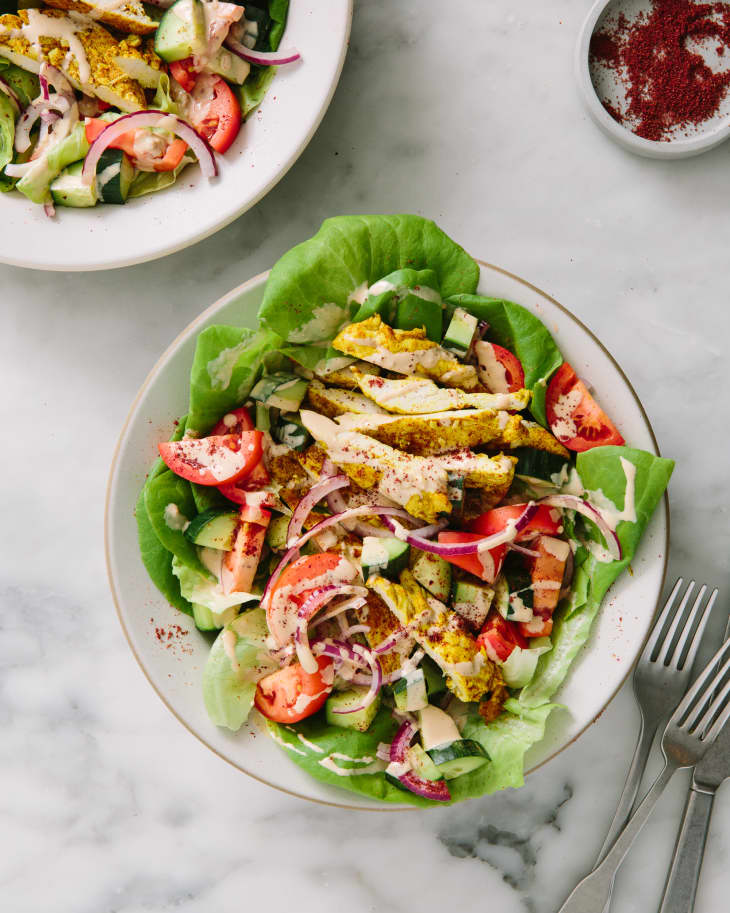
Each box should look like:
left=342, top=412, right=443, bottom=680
left=43, top=200, right=55, bottom=219
left=294, top=585, right=367, bottom=673
left=309, top=595, right=367, bottom=631
left=4, top=161, right=36, bottom=178
left=389, top=719, right=451, bottom=801
left=14, top=106, right=41, bottom=154
left=330, top=643, right=382, bottom=715
left=0, top=76, right=20, bottom=111
left=287, top=474, right=349, bottom=547
left=224, top=36, right=301, bottom=66
left=81, top=110, right=217, bottom=186
left=538, top=494, right=621, bottom=560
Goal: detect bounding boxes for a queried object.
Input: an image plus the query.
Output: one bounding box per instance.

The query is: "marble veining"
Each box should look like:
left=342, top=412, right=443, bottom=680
left=1, top=1, right=730, bottom=911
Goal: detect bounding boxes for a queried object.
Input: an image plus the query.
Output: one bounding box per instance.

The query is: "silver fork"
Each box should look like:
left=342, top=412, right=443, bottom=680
left=557, top=630, right=730, bottom=913
left=597, top=579, right=717, bottom=867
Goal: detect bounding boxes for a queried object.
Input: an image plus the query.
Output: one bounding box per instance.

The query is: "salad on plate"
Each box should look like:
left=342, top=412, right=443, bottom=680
left=136, top=214, right=673, bottom=805
left=0, top=0, right=294, bottom=214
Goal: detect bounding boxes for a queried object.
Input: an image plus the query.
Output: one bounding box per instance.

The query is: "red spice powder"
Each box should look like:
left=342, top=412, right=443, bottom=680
left=590, top=0, right=730, bottom=140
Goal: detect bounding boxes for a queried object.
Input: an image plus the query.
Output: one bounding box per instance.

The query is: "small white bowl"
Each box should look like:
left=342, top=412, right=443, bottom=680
left=576, top=0, right=730, bottom=159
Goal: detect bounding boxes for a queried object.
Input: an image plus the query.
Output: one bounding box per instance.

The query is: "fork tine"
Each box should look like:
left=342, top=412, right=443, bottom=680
left=672, top=586, right=717, bottom=671
left=694, top=671, right=730, bottom=736
left=703, top=682, right=730, bottom=743
left=642, top=577, right=684, bottom=662
left=655, top=580, right=695, bottom=666
left=676, top=637, right=730, bottom=730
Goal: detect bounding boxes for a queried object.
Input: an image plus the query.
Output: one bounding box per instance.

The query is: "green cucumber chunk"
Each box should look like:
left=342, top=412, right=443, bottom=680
left=361, top=536, right=410, bottom=580
left=410, top=550, right=451, bottom=601
left=408, top=744, right=444, bottom=781
left=443, top=307, right=478, bottom=355
left=50, top=161, right=98, bottom=208
left=514, top=447, right=570, bottom=483
left=421, top=656, right=447, bottom=697
left=251, top=373, right=309, bottom=411
left=392, top=668, right=428, bottom=712
left=192, top=602, right=237, bottom=631
left=427, top=739, right=490, bottom=779
left=325, top=687, right=381, bottom=732
left=96, top=148, right=134, bottom=204
left=271, top=413, right=311, bottom=450
left=265, top=514, right=289, bottom=551
left=154, top=0, right=207, bottom=63
left=255, top=401, right=271, bottom=431
left=184, top=509, right=239, bottom=550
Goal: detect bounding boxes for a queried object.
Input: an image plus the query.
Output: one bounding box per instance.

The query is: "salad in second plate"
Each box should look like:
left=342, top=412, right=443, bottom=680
left=0, top=0, right=294, bottom=214
left=136, top=214, right=673, bottom=806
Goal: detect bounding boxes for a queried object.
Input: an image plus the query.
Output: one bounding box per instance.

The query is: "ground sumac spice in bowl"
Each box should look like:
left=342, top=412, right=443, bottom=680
left=589, top=0, right=730, bottom=142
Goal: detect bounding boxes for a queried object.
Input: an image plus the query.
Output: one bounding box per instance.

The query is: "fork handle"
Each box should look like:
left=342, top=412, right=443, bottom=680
left=658, top=786, right=715, bottom=913
left=597, top=716, right=658, bottom=863
left=557, top=763, right=676, bottom=913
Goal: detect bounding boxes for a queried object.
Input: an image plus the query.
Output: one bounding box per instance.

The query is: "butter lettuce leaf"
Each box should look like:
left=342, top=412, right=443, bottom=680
left=136, top=484, right=193, bottom=616
left=446, top=294, right=563, bottom=426
left=144, top=469, right=213, bottom=580
left=257, top=215, right=480, bottom=343
left=0, top=91, right=15, bottom=179
left=520, top=446, right=673, bottom=707
left=0, top=59, right=39, bottom=108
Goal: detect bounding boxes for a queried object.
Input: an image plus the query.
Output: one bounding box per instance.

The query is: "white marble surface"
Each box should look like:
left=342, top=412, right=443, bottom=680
left=1, top=1, right=729, bottom=911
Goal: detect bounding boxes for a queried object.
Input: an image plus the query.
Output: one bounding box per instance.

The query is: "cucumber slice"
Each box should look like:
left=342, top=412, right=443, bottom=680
left=408, top=744, right=444, bottom=781
left=271, top=413, right=311, bottom=451
left=207, top=46, right=251, bottom=85
left=361, top=536, right=410, bottom=581
left=446, top=472, right=465, bottom=519
left=501, top=552, right=534, bottom=621
left=418, top=704, right=460, bottom=751
left=192, top=602, right=237, bottom=632
left=411, top=551, right=451, bottom=601
left=421, top=656, right=447, bottom=697
left=96, top=149, right=134, bottom=204
left=452, top=580, right=494, bottom=631
left=265, top=514, right=289, bottom=552
left=255, top=402, right=271, bottom=432
left=427, top=739, right=490, bottom=779
left=184, top=509, right=239, bottom=550
left=514, top=448, right=570, bottom=483
left=50, top=161, right=98, bottom=208
left=251, top=373, right=309, bottom=412
left=154, top=0, right=206, bottom=62
left=392, top=668, right=428, bottom=712
left=325, top=687, right=380, bottom=732
left=443, top=307, right=478, bottom=355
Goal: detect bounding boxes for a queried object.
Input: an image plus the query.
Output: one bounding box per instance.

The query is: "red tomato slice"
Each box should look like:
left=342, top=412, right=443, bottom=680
left=519, top=615, right=554, bottom=639
left=477, top=611, right=528, bottom=663
left=169, top=58, right=196, bottom=92
left=545, top=363, right=625, bottom=453
left=468, top=504, right=563, bottom=541
left=211, top=406, right=255, bottom=436
left=158, top=430, right=262, bottom=486
left=530, top=535, right=570, bottom=615
left=85, top=118, right=187, bottom=172
left=188, top=75, right=241, bottom=154
left=477, top=342, right=525, bottom=393
left=218, top=459, right=271, bottom=504
left=254, top=656, right=335, bottom=723
left=221, top=519, right=267, bottom=595
left=437, top=532, right=506, bottom=584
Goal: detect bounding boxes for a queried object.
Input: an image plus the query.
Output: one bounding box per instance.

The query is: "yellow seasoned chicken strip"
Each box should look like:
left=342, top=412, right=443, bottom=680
left=306, top=380, right=388, bottom=419
left=353, top=590, right=415, bottom=678
left=332, top=316, right=481, bottom=391
left=354, top=372, right=530, bottom=415
left=44, top=0, right=157, bottom=35
left=299, top=410, right=451, bottom=523
left=0, top=10, right=146, bottom=110
left=368, top=572, right=504, bottom=702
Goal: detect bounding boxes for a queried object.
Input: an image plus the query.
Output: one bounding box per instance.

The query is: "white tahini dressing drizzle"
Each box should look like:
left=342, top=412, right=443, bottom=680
left=475, top=341, right=509, bottom=393
left=318, top=756, right=387, bottom=777
left=222, top=629, right=239, bottom=674
left=163, top=503, right=188, bottom=531
left=21, top=11, right=91, bottom=84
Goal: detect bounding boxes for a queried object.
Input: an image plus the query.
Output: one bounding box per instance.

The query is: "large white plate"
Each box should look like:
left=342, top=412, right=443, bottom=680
left=106, top=263, right=669, bottom=810
left=0, top=2, right=352, bottom=271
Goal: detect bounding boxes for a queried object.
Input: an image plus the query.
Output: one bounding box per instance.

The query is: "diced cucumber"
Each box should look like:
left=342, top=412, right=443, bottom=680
left=446, top=472, right=465, bottom=519
left=184, top=509, right=239, bottom=550
left=421, top=656, right=447, bottom=697
left=251, top=373, right=309, bottom=412
left=442, top=307, right=478, bottom=356
left=452, top=580, right=494, bottom=631
left=96, top=148, right=134, bottom=204
left=50, top=161, right=98, bottom=208
left=271, top=413, right=311, bottom=451
left=207, top=46, right=251, bottom=85
left=408, top=744, right=444, bottom=781
left=411, top=551, right=452, bottom=602
left=502, top=552, right=534, bottom=621
left=361, top=536, right=410, bottom=580
left=427, top=739, right=490, bottom=779
left=255, top=402, right=271, bottom=432
left=325, top=687, right=380, bottom=732
left=392, top=668, right=428, bottom=712
left=514, top=448, right=570, bottom=483
left=418, top=704, right=460, bottom=751
left=265, top=514, right=289, bottom=552
left=154, top=0, right=206, bottom=62
left=493, top=575, right=509, bottom=618
left=192, top=602, right=237, bottom=631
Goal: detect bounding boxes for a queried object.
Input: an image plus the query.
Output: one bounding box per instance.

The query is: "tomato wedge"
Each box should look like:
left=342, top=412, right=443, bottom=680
left=476, top=341, right=525, bottom=393
left=211, top=406, right=255, bottom=436
left=545, top=363, right=624, bottom=452
left=468, top=503, right=563, bottom=541
left=254, top=656, right=335, bottom=723
left=221, top=519, right=267, bottom=595
left=188, top=75, right=241, bottom=154
left=158, top=430, right=262, bottom=486
left=218, top=459, right=271, bottom=504
left=169, top=58, right=196, bottom=92
left=85, top=118, right=187, bottom=172
left=477, top=611, right=528, bottom=663
left=519, top=615, right=554, bottom=639
left=437, top=532, right=506, bottom=584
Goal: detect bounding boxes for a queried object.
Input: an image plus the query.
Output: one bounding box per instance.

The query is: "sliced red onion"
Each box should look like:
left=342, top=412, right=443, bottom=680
left=312, top=638, right=369, bottom=669
left=0, top=76, right=20, bottom=110
left=510, top=542, right=541, bottom=558
left=389, top=719, right=451, bottom=801
left=294, top=585, right=367, bottom=673
left=39, top=73, right=49, bottom=101
left=409, top=518, right=449, bottom=538
left=374, top=625, right=414, bottom=656
left=340, top=624, right=371, bottom=637
left=4, top=161, right=35, bottom=178
left=81, top=110, right=217, bottom=186
left=44, top=200, right=55, bottom=218
left=390, top=720, right=417, bottom=764
left=287, top=474, right=349, bottom=547
left=331, top=644, right=382, bottom=714
left=538, top=494, right=621, bottom=560
left=224, top=35, right=301, bottom=66
left=383, top=502, right=538, bottom=558
left=42, top=64, right=74, bottom=98
left=288, top=505, right=416, bottom=554
left=326, top=487, right=391, bottom=539
left=376, top=742, right=392, bottom=762
left=308, top=595, right=366, bottom=630
left=14, top=106, right=41, bottom=154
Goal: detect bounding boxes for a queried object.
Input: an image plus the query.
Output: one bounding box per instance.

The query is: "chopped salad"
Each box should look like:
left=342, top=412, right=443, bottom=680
left=0, top=0, right=293, bottom=214
left=136, top=215, right=674, bottom=805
